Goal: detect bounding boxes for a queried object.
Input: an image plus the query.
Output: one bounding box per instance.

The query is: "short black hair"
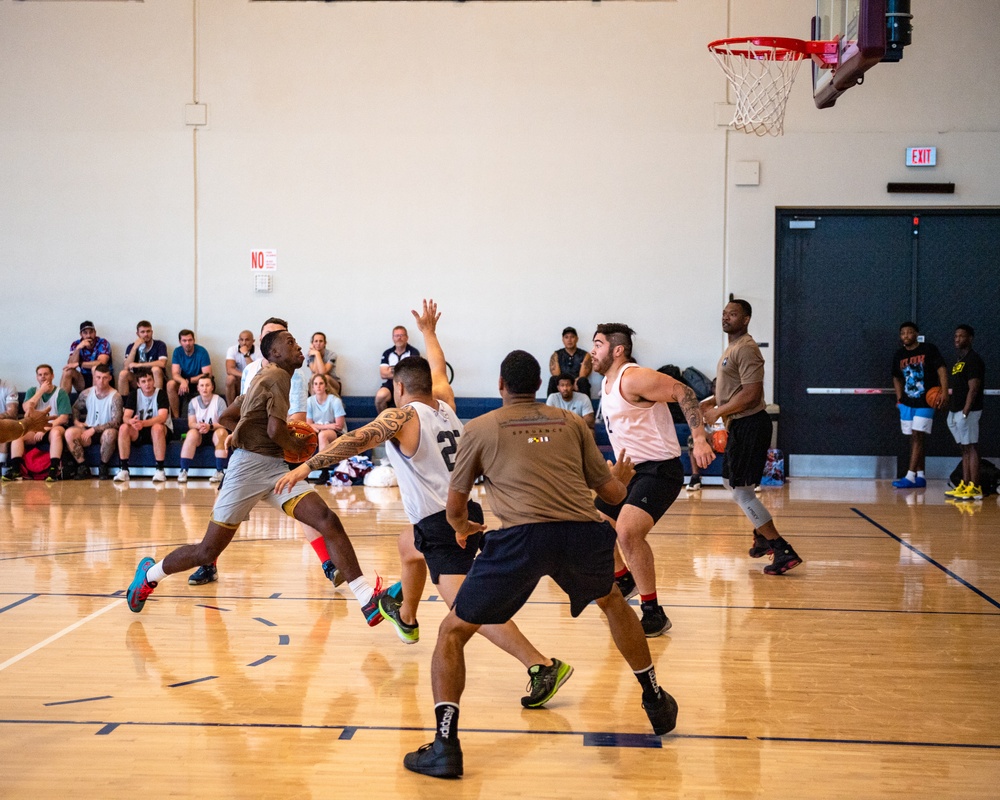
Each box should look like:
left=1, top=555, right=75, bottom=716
left=500, top=350, right=541, bottom=395
left=730, top=298, right=753, bottom=317
left=261, top=317, right=288, bottom=335
left=260, top=329, right=286, bottom=360
left=93, top=363, right=111, bottom=375
left=594, top=323, right=635, bottom=360
left=178, top=329, right=195, bottom=340
left=393, top=357, right=432, bottom=395
left=557, top=373, right=575, bottom=384
left=900, top=321, right=919, bottom=332
left=136, top=320, right=152, bottom=330
left=956, top=324, right=975, bottom=337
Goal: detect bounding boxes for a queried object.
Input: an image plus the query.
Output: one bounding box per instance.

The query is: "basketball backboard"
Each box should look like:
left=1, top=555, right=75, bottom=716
left=811, top=0, right=887, bottom=108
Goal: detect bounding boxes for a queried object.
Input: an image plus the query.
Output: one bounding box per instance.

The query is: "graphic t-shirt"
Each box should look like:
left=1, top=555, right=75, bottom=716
left=892, top=343, right=946, bottom=408
left=949, top=349, right=985, bottom=413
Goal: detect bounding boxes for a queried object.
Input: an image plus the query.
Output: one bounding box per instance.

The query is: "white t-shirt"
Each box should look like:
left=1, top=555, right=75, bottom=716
left=307, top=394, right=347, bottom=425
left=0, top=380, right=17, bottom=415
left=546, top=391, right=594, bottom=418
left=226, top=345, right=257, bottom=373
left=189, top=394, right=228, bottom=426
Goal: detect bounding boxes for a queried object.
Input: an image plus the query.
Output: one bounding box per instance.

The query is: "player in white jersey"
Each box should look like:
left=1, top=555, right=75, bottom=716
left=591, top=323, right=715, bottom=637
left=179, top=374, right=230, bottom=484
left=278, top=300, right=573, bottom=708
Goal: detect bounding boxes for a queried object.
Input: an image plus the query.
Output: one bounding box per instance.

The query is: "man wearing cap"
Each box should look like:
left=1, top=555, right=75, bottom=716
left=61, top=321, right=113, bottom=393
left=547, top=326, right=593, bottom=397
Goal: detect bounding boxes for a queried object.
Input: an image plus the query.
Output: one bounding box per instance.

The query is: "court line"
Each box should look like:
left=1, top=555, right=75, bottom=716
left=0, top=599, right=123, bottom=673
left=0, top=594, right=39, bottom=614
left=0, top=718, right=996, bottom=751
left=851, top=507, right=1000, bottom=611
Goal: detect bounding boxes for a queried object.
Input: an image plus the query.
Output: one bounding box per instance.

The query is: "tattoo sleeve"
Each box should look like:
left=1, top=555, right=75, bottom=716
left=677, top=385, right=706, bottom=433
left=305, top=408, right=414, bottom=471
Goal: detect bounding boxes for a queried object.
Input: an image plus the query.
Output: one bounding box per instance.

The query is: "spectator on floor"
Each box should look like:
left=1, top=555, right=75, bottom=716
left=178, top=374, right=229, bottom=484
left=65, top=363, right=123, bottom=480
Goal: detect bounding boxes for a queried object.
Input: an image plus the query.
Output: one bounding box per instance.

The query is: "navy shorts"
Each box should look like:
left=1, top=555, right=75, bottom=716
left=594, top=458, right=683, bottom=523
left=452, top=519, right=617, bottom=626
left=413, top=501, right=484, bottom=584
left=723, top=409, right=772, bottom=487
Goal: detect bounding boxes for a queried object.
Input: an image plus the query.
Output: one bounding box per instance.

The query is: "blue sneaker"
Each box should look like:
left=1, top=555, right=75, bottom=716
left=127, top=557, right=157, bottom=613
left=892, top=477, right=926, bottom=488
left=360, top=576, right=386, bottom=627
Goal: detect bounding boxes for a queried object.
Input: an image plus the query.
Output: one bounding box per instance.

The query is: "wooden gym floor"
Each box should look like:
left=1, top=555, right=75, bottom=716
left=1, top=477, right=998, bottom=798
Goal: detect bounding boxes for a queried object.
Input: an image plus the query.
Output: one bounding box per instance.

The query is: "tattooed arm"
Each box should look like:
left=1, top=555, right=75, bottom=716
left=275, top=407, right=415, bottom=493
left=92, top=393, right=124, bottom=433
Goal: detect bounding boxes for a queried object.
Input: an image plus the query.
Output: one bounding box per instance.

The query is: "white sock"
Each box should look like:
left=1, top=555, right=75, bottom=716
left=905, top=471, right=917, bottom=482
left=146, top=561, right=167, bottom=584
left=349, top=576, right=374, bottom=607
left=916, top=470, right=925, bottom=479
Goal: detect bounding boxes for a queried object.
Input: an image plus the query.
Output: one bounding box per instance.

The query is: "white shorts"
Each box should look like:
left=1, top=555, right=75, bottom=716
left=211, top=448, right=315, bottom=526
left=947, top=410, right=981, bottom=446
left=898, top=404, right=934, bottom=435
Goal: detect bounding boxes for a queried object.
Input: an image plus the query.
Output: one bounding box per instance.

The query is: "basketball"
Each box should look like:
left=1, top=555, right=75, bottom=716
left=925, top=387, right=943, bottom=409
left=711, top=429, right=728, bottom=454
left=284, top=420, right=318, bottom=464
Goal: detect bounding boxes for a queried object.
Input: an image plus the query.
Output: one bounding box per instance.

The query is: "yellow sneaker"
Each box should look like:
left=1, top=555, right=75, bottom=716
left=956, top=483, right=983, bottom=501
left=944, top=481, right=966, bottom=497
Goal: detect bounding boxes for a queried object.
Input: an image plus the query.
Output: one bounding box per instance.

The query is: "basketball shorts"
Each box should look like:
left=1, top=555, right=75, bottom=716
left=723, top=410, right=772, bottom=487
left=594, top=458, right=683, bottom=523
left=947, top=410, right=981, bottom=445
left=413, top=501, right=485, bottom=583
left=898, top=404, right=934, bottom=435
left=453, top=519, right=617, bottom=626
left=211, top=448, right=315, bottom=527
left=132, top=425, right=172, bottom=447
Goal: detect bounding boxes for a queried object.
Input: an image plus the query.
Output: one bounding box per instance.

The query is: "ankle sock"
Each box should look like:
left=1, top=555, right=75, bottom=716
left=434, top=702, right=460, bottom=742
left=633, top=665, right=662, bottom=703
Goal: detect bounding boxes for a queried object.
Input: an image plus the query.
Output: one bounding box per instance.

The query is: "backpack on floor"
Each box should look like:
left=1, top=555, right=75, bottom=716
left=950, top=458, right=999, bottom=496
left=22, top=448, right=52, bottom=481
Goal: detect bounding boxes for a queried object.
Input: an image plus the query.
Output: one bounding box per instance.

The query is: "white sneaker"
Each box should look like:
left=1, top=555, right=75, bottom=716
left=685, top=481, right=702, bottom=494
left=152, top=469, right=166, bottom=483
left=113, top=469, right=130, bottom=483
left=209, top=470, right=225, bottom=484
left=177, top=469, right=188, bottom=484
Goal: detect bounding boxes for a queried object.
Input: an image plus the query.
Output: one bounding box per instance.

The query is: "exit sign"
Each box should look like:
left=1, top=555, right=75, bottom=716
left=906, top=147, right=937, bottom=167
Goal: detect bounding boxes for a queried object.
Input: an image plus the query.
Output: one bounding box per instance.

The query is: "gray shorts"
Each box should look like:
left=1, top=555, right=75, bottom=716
left=211, top=448, right=315, bottom=527
left=947, top=410, right=981, bottom=446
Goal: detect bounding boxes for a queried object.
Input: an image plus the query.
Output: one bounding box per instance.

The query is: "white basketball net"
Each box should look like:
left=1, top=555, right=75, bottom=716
left=709, top=39, right=806, bottom=137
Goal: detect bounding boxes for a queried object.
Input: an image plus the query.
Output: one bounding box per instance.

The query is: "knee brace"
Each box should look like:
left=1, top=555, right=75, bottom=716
left=732, top=485, right=772, bottom=529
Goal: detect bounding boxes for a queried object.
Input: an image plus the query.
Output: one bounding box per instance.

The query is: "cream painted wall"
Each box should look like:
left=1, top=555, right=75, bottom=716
left=1, top=0, right=997, bottom=399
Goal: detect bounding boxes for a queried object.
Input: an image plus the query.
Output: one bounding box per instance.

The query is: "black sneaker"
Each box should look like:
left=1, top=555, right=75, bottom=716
left=521, top=658, right=574, bottom=708
left=188, top=564, right=218, bottom=585
left=640, top=602, right=672, bottom=637
left=45, top=464, right=61, bottom=483
left=642, top=690, right=679, bottom=736
left=748, top=531, right=773, bottom=558
left=763, top=538, right=802, bottom=575
left=2, top=465, right=23, bottom=482
left=97, top=463, right=110, bottom=480
left=615, top=571, right=638, bottom=601
left=321, top=559, right=345, bottom=587
left=75, top=462, right=91, bottom=480
left=403, top=738, right=463, bottom=779
left=379, top=583, right=419, bottom=644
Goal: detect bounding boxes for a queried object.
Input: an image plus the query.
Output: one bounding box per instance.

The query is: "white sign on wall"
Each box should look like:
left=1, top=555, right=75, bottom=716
left=905, top=147, right=937, bottom=167
left=251, top=249, right=277, bottom=271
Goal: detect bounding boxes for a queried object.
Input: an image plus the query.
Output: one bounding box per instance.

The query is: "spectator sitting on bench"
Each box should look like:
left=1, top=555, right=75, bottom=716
left=307, top=374, right=347, bottom=483
left=65, top=363, right=123, bottom=480
left=375, top=324, right=419, bottom=413
left=167, top=329, right=212, bottom=418
left=115, top=371, right=171, bottom=484
left=118, top=320, right=168, bottom=396
left=178, top=374, right=229, bottom=484
left=3, top=365, right=71, bottom=482
left=547, top=326, right=593, bottom=397
left=546, top=372, right=596, bottom=429
left=0, top=376, right=18, bottom=472
left=225, top=330, right=257, bottom=405
left=307, top=332, right=342, bottom=396
left=61, top=320, right=112, bottom=394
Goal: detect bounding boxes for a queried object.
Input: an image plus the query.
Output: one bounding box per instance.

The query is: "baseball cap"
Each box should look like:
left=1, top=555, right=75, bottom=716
left=562, top=327, right=577, bottom=337
left=80, top=321, right=96, bottom=333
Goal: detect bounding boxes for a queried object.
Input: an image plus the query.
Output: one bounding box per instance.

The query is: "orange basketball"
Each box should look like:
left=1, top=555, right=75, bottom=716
left=925, top=387, right=943, bottom=409
left=284, top=420, right=318, bottom=464
left=711, top=429, right=728, bottom=454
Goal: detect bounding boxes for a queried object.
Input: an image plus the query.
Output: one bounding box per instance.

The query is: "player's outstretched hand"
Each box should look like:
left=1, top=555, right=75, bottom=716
left=411, top=298, right=441, bottom=335
left=455, top=520, right=487, bottom=549
left=609, top=449, right=635, bottom=487
left=275, top=462, right=311, bottom=494
left=21, top=409, right=55, bottom=435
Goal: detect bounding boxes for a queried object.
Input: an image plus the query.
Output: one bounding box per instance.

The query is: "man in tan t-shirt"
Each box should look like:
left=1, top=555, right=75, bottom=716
left=701, top=299, right=802, bottom=575
left=402, top=350, right=678, bottom=780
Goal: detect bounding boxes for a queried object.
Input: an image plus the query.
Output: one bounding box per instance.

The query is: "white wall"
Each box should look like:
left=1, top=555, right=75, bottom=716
left=1, top=0, right=997, bottom=398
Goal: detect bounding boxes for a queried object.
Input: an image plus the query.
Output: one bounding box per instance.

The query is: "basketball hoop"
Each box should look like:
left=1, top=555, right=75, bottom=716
left=708, top=37, right=831, bottom=136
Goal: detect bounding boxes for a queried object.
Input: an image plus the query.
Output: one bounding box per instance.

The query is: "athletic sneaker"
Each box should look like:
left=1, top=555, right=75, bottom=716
left=957, top=484, right=984, bottom=501
left=892, top=476, right=927, bottom=488
left=114, top=469, right=130, bottom=483
left=521, top=658, right=574, bottom=708
left=177, top=469, right=188, bottom=483
left=1, top=466, right=21, bottom=482
left=45, top=465, right=60, bottom=483
left=763, top=538, right=802, bottom=575
left=188, top=564, right=218, bottom=585
left=403, top=738, right=463, bottom=779
left=642, top=690, right=679, bottom=736
left=98, top=463, right=111, bottom=480
left=322, top=559, right=346, bottom=587
left=75, top=462, right=90, bottom=480
left=127, top=557, right=157, bottom=613
left=615, top=571, right=638, bottom=601
left=360, top=576, right=387, bottom=627
left=748, top=531, right=773, bottom=558
left=640, top=602, right=672, bottom=637
left=754, top=484, right=762, bottom=494
left=209, top=470, right=225, bottom=484
left=944, top=481, right=966, bottom=497
left=685, top=478, right=702, bottom=494
left=152, top=469, right=166, bottom=483
left=379, top=583, right=419, bottom=644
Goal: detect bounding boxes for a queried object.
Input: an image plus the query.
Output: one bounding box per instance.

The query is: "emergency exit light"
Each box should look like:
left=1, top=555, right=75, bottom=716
left=906, top=147, right=937, bottom=167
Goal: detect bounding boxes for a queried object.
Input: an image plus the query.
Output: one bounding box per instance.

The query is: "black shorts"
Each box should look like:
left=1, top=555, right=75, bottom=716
left=413, top=501, right=484, bottom=584
left=594, top=458, right=684, bottom=523
left=723, top=409, right=771, bottom=487
left=452, top=519, right=617, bottom=625
left=130, top=426, right=173, bottom=447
